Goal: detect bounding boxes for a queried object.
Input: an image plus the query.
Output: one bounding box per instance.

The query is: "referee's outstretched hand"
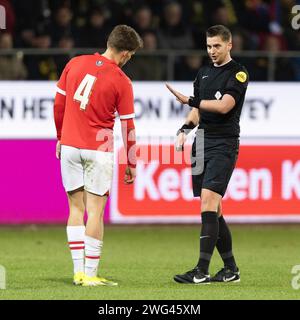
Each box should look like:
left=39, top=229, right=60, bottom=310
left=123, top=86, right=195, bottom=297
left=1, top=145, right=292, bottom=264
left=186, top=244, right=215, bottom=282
left=166, top=83, right=189, bottom=105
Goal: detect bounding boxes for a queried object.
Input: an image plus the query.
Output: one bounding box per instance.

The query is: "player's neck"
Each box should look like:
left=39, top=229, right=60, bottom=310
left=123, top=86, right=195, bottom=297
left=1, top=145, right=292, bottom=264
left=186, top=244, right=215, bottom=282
left=214, top=56, right=232, bottom=67
left=101, top=49, right=120, bottom=66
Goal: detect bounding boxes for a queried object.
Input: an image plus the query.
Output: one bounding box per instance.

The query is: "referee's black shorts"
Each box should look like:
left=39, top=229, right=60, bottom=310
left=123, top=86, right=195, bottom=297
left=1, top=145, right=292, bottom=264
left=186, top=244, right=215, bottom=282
left=191, top=137, right=239, bottom=197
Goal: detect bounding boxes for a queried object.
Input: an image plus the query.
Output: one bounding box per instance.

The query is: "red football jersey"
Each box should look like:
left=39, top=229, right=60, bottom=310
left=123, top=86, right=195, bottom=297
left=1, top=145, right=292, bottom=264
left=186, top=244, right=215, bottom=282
left=55, top=53, right=135, bottom=151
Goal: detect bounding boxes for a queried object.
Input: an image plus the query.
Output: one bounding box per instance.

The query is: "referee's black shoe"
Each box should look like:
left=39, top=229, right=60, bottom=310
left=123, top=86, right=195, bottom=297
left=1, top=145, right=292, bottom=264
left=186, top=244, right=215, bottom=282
left=210, top=267, right=240, bottom=283
left=174, top=267, right=210, bottom=284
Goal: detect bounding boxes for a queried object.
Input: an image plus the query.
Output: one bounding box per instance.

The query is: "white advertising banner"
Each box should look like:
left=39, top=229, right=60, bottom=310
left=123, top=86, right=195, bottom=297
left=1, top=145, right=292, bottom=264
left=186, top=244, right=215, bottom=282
left=0, top=81, right=300, bottom=139
left=0, top=81, right=57, bottom=138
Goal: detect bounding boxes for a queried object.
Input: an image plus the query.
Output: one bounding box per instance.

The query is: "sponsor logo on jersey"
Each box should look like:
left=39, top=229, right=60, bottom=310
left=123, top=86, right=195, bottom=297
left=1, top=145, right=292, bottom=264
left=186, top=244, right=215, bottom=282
left=236, top=71, right=247, bottom=83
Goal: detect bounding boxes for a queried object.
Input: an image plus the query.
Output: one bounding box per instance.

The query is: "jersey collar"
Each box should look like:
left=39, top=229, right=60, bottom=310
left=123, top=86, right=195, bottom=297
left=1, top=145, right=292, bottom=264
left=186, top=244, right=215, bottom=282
left=213, top=59, right=233, bottom=68
left=94, top=52, right=117, bottom=66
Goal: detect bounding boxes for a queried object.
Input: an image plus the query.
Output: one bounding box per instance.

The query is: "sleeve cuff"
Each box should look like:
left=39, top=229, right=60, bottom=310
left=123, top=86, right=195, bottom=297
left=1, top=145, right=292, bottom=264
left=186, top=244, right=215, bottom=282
left=120, top=113, right=135, bottom=120
left=56, top=86, right=66, bottom=96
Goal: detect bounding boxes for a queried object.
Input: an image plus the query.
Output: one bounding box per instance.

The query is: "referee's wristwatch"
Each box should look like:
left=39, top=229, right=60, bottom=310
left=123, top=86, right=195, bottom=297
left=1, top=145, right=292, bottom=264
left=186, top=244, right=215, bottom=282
left=188, top=96, right=201, bottom=108
left=176, top=127, right=185, bottom=136
left=176, top=122, right=196, bottom=136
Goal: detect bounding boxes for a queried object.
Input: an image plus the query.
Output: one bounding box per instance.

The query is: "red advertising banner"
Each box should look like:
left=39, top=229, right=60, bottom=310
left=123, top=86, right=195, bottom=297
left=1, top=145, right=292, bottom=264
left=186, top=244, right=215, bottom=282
left=0, top=140, right=110, bottom=224
left=111, top=144, right=300, bottom=223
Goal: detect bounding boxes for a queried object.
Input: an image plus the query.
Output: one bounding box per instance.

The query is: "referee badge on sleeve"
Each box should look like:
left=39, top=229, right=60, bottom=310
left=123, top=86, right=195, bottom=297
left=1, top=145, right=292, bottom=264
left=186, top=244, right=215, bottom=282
left=235, top=71, right=247, bottom=83
left=215, top=91, right=222, bottom=100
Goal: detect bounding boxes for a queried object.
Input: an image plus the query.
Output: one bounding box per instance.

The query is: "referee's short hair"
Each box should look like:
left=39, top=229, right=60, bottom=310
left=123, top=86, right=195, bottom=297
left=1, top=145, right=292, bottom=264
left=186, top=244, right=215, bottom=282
left=206, top=25, right=232, bottom=42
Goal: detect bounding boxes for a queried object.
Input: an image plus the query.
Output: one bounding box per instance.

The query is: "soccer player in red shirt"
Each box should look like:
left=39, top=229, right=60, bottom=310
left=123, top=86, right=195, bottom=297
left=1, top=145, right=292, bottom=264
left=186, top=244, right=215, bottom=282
left=54, top=25, right=143, bottom=286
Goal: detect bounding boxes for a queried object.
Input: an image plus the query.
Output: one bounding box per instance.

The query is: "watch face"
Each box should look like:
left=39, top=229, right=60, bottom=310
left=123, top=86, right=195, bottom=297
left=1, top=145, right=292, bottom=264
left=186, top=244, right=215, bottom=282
left=177, top=128, right=184, bottom=136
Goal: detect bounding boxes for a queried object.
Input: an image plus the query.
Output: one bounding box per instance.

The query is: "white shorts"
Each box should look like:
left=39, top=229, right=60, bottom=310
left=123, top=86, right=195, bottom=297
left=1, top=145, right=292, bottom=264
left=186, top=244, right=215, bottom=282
left=60, top=145, right=114, bottom=196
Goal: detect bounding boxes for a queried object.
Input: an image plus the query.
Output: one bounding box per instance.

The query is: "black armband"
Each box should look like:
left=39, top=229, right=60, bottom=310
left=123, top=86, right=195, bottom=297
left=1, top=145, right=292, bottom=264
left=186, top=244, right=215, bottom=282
left=176, top=122, right=196, bottom=136
left=188, top=96, right=201, bottom=108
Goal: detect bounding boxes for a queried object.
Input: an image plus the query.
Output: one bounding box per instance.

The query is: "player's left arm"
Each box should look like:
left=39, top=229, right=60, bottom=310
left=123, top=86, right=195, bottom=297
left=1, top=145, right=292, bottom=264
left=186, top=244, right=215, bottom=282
left=53, top=60, right=72, bottom=159
left=54, top=95, right=65, bottom=159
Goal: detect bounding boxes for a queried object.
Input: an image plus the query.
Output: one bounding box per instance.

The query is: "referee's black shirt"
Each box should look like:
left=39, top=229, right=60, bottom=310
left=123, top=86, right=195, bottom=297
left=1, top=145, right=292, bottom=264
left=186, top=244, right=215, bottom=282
left=193, top=59, right=249, bottom=138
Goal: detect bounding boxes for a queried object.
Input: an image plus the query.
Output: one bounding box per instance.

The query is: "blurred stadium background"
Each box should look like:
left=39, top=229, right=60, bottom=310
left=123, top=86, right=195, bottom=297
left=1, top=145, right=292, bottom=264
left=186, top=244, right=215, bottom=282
left=0, top=0, right=300, bottom=299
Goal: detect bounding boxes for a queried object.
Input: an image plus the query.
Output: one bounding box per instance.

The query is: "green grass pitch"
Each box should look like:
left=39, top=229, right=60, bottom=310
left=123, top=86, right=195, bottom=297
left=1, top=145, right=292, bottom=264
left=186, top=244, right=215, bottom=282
left=0, top=224, right=299, bottom=300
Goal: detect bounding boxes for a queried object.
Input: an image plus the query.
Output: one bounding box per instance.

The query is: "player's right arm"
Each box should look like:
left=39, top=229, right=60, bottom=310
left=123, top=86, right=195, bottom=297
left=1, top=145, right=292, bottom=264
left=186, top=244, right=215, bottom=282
left=121, top=118, right=136, bottom=184
left=116, top=74, right=137, bottom=184
left=53, top=60, right=72, bottom=159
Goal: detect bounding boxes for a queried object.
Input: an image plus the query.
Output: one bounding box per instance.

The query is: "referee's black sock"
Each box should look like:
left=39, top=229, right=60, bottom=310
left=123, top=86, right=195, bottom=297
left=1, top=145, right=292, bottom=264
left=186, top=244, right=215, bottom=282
left=197, top=211, right=219, bottom=274
left=216, top=215, right=237, bottom=271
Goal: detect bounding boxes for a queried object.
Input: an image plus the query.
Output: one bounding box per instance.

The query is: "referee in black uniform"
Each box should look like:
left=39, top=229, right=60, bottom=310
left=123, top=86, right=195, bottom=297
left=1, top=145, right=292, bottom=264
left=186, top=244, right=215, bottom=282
left=166, top=25, right=249, bottom=284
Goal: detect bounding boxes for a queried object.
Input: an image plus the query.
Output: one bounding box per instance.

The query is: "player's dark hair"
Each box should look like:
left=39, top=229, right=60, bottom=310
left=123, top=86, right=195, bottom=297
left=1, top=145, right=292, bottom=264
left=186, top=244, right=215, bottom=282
left=107, top=25, right=143, bottom=52
left=206, top=25, right=232, bottom=42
